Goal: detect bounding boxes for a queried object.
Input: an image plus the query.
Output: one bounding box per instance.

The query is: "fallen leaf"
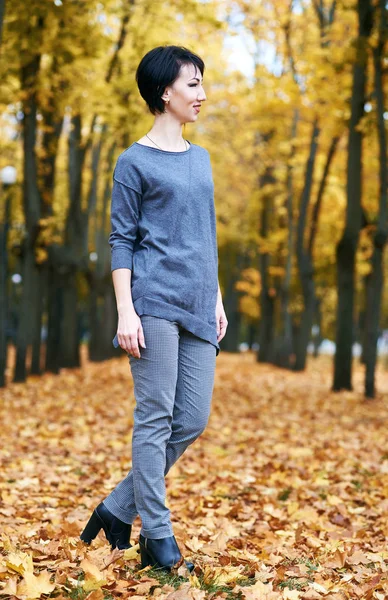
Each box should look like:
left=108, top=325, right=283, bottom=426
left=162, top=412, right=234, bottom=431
left=122, top=544, right=140, bottom=561
left=5, top=551, right=34, bottom=575
left=79, top=558, right=107, bottom=591
left=16, top=569, right=56, bottom=599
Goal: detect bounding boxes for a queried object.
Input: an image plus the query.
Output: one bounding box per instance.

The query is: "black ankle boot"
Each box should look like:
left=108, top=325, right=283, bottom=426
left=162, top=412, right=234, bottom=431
left=80, top=502, right=132, bottom=550
left=139, top=534, right=194, bottom=572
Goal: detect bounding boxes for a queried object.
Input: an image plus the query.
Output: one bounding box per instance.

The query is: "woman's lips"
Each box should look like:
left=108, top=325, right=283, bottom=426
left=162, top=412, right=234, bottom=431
left=194, top=106, right=200, bottom=113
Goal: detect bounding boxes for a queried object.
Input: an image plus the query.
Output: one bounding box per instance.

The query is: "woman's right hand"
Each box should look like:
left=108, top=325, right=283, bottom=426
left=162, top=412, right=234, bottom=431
left=117, top=308, right=146, bottom=358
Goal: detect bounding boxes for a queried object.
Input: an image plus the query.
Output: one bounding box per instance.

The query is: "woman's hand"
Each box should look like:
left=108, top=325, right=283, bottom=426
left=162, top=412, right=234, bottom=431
left=117, top=308, right=146, bottom=358
left=216, top=299, right=228, bottom=343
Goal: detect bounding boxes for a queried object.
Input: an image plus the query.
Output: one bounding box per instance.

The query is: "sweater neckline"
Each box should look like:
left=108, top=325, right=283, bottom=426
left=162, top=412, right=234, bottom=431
left=133, top=140, right=192, bottom=155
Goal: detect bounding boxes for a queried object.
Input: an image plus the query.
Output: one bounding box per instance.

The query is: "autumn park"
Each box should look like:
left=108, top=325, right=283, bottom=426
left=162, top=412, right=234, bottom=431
left=0, top=0, right=387, bottom=599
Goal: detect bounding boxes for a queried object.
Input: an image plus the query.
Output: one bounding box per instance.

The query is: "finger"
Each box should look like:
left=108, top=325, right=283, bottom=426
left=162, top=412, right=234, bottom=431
left=217, top=324, right=227, bottom=341
left=129, top=334, right=141, bottom=358
left=119, top=333, right=136, bottom=357
left=138, top=324, right=146, bottom=349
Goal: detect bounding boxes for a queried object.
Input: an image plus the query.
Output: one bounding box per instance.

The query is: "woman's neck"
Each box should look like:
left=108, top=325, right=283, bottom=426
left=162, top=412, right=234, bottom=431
left=147, top=118, right=186, bottom=151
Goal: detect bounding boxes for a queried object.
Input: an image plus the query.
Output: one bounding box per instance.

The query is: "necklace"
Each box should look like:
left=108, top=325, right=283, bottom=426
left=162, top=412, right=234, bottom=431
left=146, top=133, right=188, bottom=152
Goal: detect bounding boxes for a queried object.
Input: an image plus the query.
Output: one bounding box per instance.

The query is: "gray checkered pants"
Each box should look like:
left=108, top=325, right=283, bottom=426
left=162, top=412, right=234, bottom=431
left=102, top=315, right=216, bottom=539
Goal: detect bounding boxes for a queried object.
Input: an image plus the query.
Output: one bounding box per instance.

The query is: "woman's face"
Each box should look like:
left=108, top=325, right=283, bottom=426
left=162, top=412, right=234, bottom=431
left=163, top=63, right=207, bottom=123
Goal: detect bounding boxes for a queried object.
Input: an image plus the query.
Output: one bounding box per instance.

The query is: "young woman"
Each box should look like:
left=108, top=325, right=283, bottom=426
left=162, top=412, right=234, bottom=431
left=80, top=45, right=228, bottom=572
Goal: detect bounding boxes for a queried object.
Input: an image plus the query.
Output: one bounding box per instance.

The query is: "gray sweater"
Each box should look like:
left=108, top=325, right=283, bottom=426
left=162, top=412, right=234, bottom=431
left=110, top=141, right=220, bottom=356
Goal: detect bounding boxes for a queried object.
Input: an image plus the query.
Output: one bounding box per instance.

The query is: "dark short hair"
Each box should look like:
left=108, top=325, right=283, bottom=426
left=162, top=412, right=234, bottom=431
left=136, top=45, right=205, bottom=115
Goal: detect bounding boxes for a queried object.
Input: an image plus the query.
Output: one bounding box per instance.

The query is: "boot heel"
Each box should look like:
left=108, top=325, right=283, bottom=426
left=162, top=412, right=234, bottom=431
left=80, top=510, right=102, bottom=544
left=139, top=539, right=152, bottom=569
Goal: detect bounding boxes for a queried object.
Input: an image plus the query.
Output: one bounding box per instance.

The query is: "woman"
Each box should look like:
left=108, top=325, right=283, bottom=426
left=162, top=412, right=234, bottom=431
left=80, top=45, right=228, bottom=572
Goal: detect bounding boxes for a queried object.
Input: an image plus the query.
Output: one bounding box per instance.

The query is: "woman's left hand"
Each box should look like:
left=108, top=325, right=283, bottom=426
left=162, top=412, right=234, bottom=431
left=216, top=301, right=228, bottom=343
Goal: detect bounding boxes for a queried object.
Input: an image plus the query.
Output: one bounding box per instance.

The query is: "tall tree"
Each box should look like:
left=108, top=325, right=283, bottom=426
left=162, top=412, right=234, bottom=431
left=258, top=166, right=276, bottom=363
left=13, top=14, right=44, bottom=382
left=333, top=0, right=374, bottom=391
left=363, top=0, right=387, bottom=398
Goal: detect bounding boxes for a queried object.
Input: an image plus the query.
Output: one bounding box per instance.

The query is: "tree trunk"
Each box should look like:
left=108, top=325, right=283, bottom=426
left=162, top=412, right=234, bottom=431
left=258, top=170, right=275, bottom=363
left=59, top=114, right=88, bottom=369
left=14, top=38, right=43, bottom=382
left=0, top=187, right=12, bottom=387
left=258, top=289, right=274, bottom=363
left=313, top=297, right=323, bottom=357
left=30, top=263, right=46, bottom=374
left=333, top=0, right=374, bottom=391
left=294, top=118, right=320, bottom=371
left=39, top=54, right=65, bottom=375
left=13, top=244, right=37, bottom=382
left=364, top=249, right=384, bottom=397
left=364, top=0, right=387, bottom=398
left=45, top=264, right=63, bottom=374
left=247, top=321, right=259, bottom=350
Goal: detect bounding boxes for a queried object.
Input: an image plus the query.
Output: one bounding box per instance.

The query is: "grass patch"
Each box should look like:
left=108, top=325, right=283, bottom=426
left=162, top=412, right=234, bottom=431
left=132, top=563, right=259, bottom=600
left=67, top=585, right=87, bottom=600
left=278, top=488, right=292, bottom=501
left=138, top=565, right=190, bottom=590
left=278, top=577, right=309, bottom=591
left=277, top=555, right=319, bottom=591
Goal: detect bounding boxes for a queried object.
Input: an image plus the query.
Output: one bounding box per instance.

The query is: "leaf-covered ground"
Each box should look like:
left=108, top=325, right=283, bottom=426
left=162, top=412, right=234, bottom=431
left=1, top=351, right=387, bottom=599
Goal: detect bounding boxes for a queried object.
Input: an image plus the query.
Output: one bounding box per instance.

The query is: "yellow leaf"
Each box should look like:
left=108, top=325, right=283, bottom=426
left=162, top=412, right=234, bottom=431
left=17, top=570, right=56, bottom=599
left=80, top=559, right=107, bottom=591
left=122, top=544, right=140, bottom=561
left=188, top=572, right=202, bottom=589
left=1, top=535, right=15, bottom=552
left=203, top=564, right=246, bottom=585
left=80, top=558, right=104, bottom=580
left=5, top=551, right=34, bottom=575
left=287, top=502, right=300, bottom=516
left=83, top=579, right=107, bottom=593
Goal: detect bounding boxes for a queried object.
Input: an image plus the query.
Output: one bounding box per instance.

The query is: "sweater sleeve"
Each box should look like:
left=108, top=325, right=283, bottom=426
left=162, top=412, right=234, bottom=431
left=109, top=176, right=142, bottom=272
